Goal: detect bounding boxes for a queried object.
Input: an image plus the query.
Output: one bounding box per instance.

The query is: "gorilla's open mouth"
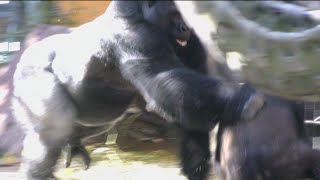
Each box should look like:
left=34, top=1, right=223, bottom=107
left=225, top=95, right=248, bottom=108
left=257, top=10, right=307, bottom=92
left=176, top=39, right=188, bottom=47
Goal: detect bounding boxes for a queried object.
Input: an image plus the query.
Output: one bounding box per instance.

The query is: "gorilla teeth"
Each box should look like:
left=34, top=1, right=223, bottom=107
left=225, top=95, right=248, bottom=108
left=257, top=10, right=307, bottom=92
left=176, top=39, right=187, bottom=47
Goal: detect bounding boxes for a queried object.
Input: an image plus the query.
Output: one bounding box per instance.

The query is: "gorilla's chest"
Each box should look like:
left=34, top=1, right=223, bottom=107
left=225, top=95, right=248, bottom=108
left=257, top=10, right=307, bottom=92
left=84, top=60, right=136, bottom=99
left=53, top=52, right=137, bottom=122
left=78, top=59, right=137, bottom=117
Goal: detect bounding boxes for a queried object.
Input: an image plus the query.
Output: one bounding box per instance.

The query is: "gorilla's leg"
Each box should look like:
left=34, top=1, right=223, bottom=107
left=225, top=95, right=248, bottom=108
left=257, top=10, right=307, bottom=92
left=12, top=71, right=75, bottom=180
left=16, top=105, right=74, bottom=180
left=21, top=132, right=63, bottom=180
left=180, top=130, right=211, bottom=180
left=64, top=135, right=91, bottom=170
left=64, top=125, right=110, bottom=169
left=64, top=104, right=143, bottom=169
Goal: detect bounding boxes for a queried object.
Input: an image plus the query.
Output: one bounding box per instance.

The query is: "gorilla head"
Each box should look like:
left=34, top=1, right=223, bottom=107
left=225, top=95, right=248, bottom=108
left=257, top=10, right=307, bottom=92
left=140, top=1, right=191, bottom=47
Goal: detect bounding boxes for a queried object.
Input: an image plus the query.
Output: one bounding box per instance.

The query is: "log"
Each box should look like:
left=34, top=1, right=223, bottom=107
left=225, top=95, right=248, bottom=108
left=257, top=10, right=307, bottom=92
left=175, top=1, right=320, bottom=101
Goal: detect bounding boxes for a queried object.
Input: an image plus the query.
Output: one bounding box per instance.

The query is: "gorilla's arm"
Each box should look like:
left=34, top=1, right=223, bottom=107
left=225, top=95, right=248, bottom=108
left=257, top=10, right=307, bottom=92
left=116, top=30, right=232, bottom=180
left=117, top=31, right=232, bottom=131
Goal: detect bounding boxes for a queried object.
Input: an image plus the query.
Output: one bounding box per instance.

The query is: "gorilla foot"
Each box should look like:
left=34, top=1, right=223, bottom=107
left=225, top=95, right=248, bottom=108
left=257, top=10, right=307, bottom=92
left=64, top=144, right=91, bottom=170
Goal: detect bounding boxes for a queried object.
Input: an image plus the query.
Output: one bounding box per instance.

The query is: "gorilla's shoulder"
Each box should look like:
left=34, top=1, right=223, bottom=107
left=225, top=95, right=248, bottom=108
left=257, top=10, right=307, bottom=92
left=223, top=83, right=257, bottom=124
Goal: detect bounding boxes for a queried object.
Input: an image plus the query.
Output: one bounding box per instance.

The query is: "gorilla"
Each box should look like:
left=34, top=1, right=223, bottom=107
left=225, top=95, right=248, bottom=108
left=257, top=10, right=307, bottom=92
left=0, top=24, right=72, bottom=159
left=62, top=1, right=212, bottom=170
left=12, top=1, right=238, bottom=180
left=62, top=4, right=211, bottom=168
left=215, top=84, right=320, bottom=180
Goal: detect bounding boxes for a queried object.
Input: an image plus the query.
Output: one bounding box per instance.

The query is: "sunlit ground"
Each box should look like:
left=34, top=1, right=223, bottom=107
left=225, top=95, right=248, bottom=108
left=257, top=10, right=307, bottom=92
left=0, top=141, right=181, bottom=180
left=55, top=137, right=319, bottom=180
left=2, top=136, right=320, bottom=180
left=0, top=139, right=187, bottom=180
left=0, top=135, right=224, bottom=180
left=55, top=143, right=185, bottom=180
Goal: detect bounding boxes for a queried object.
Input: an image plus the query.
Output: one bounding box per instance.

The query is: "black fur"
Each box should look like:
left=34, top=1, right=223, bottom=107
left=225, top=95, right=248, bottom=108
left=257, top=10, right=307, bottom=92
left=65, top=29, right=209, bottom=166
left=64, top=1, right=210, bottom=169
left=216, top=84, right=319, bottom=180
left=12, top=1, right=232, bottom=180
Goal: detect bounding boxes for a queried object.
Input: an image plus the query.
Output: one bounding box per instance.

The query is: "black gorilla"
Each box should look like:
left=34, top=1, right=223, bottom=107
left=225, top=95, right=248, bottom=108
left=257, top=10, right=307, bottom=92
left=216, top=84, right=320, bottom=180
left=63, top=1, right=210, bottom=170
left=63, top=14, right=210, bottom=170
left=12, top=1, right=236, bottom=180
